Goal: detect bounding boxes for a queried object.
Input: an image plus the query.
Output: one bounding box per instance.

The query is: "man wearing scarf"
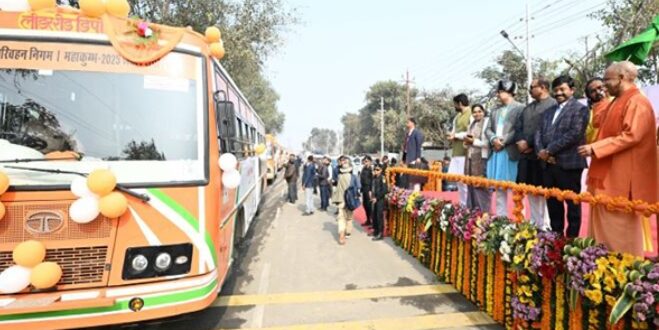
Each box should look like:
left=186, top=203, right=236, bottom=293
left=578, top=61, right=658, bottom=257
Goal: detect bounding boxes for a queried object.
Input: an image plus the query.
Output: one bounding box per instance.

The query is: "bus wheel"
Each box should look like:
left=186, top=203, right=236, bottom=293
left=232, top=208, right=245, bottom=260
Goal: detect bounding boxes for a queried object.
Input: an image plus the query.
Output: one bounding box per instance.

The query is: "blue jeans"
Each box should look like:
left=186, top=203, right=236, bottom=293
left=305, top=187, right=315, bottom=213
left=320, top=185, right=331, bottom=209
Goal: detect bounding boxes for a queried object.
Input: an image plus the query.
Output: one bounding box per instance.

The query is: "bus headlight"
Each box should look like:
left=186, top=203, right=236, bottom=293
left=131, top=255, right=148, bottom=273
left=122, top=244, right=193, bottom=280
left=155, top=253, right=172, bottom=271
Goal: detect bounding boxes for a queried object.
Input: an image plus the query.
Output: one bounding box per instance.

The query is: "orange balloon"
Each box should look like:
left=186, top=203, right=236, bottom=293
left=44, top=151, right=80, bottom=161
left=28, top=0, right=55, bottom=11
left=79, top=0, right=106, bottom=18
left=0, top=171, right=8, bottom=195
left=13, top=240, right=46, bottom=268
left=205, top=27, right=221, bottom=43
left=30, top=262, right=62, bottom=289
left=0, top=202, right=5, bottom=220
left=87, top=169, right=116, bottom=196
left=105, top=0, right=130, bottom=17
left=210, top=42, right=225, bottom=59
left=99, top=192, right=128, bottom=218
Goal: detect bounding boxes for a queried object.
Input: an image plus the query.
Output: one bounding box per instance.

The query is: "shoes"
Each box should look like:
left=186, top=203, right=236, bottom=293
left=345, top=232, right=351, bottom=238
left=372, top=235, right=383, bottom=241
left=288, top=201, right=295, bottom=205
left=302, top=212, right=311, bottom=216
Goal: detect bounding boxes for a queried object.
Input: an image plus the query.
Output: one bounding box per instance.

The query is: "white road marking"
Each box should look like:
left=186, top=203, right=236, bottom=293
left=251, top=262, right=271, bottom=329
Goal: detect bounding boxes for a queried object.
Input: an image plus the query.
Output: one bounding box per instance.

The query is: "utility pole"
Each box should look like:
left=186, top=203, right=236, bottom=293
left=380, top=97, right=385, bottom=157
left=525, top=0, right=532, bottom=104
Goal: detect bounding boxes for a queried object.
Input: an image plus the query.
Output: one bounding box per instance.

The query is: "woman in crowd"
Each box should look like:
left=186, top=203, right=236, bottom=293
left=463, top=104, right=492, bottom=212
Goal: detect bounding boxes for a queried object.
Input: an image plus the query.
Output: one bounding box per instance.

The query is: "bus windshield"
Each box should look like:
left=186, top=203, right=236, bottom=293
left=0, top=41, right=205, bottom=187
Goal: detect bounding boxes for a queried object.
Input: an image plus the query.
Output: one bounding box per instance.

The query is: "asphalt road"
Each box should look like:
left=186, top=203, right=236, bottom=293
left=90, top=176, right=502, bottom=330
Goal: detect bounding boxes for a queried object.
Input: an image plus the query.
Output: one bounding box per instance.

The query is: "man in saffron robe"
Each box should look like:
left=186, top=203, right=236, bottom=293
left=578, top=61, right=658, bottom=257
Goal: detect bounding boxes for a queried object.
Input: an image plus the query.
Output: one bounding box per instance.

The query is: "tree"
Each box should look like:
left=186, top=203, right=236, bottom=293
left=303, top=128, right=337, bottom=155
left=341, top=113, right=361, bottom=155
left=477, top=50, right=561, bottom=102
left=589, top=0, right=659, bottom=83
left=122, top=139, right=166, bottom=160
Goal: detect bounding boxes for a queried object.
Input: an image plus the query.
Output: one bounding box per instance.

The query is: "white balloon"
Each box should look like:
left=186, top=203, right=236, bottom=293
left=222, top=169, right=241, bottom=189
left=70, top=176, right=96, bottom=198
left=0, top=0, right=30, bottom=12
left=218, top=153, right=237, bottom=171
left=69, top=197, right=100, bottom=224
left=0, top=265, right=31, bottom=294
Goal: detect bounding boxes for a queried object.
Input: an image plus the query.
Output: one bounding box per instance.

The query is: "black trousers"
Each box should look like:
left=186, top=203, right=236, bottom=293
left=373, top=200, right=385, bottom=236
left=362, top=190, right=372, bottom=224
left=542, top=164, right=583, bottom=238
left=287, top=181, right=297, bottom=203
left=319, top=185, right=331, bottom=209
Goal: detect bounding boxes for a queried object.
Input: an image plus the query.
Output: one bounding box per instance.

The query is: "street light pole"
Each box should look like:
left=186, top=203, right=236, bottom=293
left=380, top=97, right=384, bottom=157
left=525, top=0, right=533, bottom=103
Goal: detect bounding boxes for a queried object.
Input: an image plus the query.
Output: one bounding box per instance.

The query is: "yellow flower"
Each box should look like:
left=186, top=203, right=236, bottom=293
left=621, top=254, right=636, bottom=265
left=519, top=275, right=530, bottom=283
left=605, top=295, right=617, bottom=307
left=520, top=285, right=533, bottom=297
left=603, top=276, right=616, bottom=292
left=585, top=289, right=603, bottom=304
left=513, top=255, right=524, bottom=265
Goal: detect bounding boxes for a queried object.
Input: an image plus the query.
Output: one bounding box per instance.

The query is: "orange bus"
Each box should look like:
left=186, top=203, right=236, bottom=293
left=0, top=4, right=266, bottom=329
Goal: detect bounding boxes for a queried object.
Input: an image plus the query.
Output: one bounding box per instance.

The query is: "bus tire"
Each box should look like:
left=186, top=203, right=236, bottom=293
left=232, top=208, right=245, bottom=260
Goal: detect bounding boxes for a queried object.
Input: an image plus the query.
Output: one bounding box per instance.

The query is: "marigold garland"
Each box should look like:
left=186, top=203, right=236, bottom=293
left=477, top=253, right=486, bottom=308
left=486, top=253, right=495, bottom=316
left=463, top=241, right=472, bottom=297
left=494, top=254, right=506, bottom=322
left=556, top=275, right=567, bottom=330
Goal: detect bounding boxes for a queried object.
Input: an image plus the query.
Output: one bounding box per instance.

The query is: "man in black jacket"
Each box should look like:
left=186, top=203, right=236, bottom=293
left=371, top=163, right=388, bottom=240
left=284, top=154, right=299, bottom=204
left=535, top=75, right=588, bottom=237
left=360, top=156, right=374, bottom=226
left=317, top=156, right=331, bottom=211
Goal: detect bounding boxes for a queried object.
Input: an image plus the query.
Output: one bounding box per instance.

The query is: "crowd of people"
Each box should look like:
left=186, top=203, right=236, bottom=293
left=443, top=61, right=657, bottom=257
left=283, top=153, right=393, bottom=245
left=281, top=61, right=658, bottom=256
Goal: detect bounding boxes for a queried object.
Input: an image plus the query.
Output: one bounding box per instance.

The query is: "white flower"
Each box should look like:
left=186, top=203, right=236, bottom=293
left=144, top=28, right=153, bottom=38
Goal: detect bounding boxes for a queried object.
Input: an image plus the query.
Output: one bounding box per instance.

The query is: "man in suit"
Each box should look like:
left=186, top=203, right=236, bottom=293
left=360, top=156, right=374, bottom=226
left=485, top=80, right=525, bottom=217
left=535, top=75, right=588, bottom=237
left=402, top=117, right=424, bottom=190
left=514, top=78, right=556, bottom=228
left=301, top=155, right=317, bottom=216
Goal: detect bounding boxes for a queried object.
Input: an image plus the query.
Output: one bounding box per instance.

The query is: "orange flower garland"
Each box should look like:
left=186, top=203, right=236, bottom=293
left=477, top=253, right=486, bottom=308
left=463, top=240, right=472, bottom=297
left=494, top=254, right=506, bottom=323
left=541, top=277, right=553, bottom=330
left=389, top=167, right=659, bottom=218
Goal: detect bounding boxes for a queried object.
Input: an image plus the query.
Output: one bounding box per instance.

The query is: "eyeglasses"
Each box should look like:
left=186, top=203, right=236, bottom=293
left=529, top=84, right=539, bottom=90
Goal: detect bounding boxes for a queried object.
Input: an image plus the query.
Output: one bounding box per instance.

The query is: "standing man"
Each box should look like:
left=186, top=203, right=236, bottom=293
left=584, top=77, right=611, bottom=144
left=381, top=155, right=390, bottom=180
left=332, top=157, right=360, bottom=245
left=370, top=163, right=388, bottom=240
left=360, top=156, right=374, bottom=226
left=514, top=78, right=556, bottom=227
left=318, top=156, right=332, bottom=211
left=579, top=61, right=657, bottom=257
left=536, top=75, right=588, bottom=237
left=485, top=80, right=524, bottom=217
left=447, top=93, right=472, bottom=205
left=402, top=117, right=424, bottom=190
left=301, top=155, right=317, bottom=216
left=284, top=154, right=298, bottom=205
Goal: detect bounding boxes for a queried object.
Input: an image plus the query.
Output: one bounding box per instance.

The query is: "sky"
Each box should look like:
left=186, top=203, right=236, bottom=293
left=266, top=0, right=608, bottom=152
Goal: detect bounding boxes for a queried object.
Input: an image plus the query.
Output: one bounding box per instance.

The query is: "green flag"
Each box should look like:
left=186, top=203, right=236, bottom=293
left=605, top=15, right=659, bottom=65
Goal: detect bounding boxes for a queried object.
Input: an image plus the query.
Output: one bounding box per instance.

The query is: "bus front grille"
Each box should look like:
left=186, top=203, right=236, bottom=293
left=0, top=246, right=108, bottom=287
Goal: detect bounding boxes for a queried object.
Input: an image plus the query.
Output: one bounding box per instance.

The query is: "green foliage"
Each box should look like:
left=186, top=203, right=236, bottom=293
left=303, top=128, right=338, bottom=155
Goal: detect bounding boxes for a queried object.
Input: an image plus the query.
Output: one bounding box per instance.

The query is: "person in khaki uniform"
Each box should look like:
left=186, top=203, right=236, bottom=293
left=332, top=156, right=359, bottom=245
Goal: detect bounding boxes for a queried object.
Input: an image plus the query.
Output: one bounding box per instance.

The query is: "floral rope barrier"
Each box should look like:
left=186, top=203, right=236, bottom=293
left=386, top=167, right=659, bottom=219
left=385, top=185, right=658, bottom=330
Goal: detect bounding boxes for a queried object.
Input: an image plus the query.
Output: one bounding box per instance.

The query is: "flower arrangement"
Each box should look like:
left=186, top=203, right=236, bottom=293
left=449, top=205, right=480, bottom=241
left=511, top=273, right=541, bottom=322
left=128, top=20, right=160, bottom=47
left=474, top=214, right=515, bottom=257
left=528, top=231, right=567, bottom=280
left=510, top=222, right=538, bottom=271
left=610, top=260, right=659, bottom=327
left=439, top=203, right=453, bottom=232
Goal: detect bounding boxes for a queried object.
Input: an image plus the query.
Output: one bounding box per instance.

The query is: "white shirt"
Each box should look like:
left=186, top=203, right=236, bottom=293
left=552, top=101, right=567, bottom=125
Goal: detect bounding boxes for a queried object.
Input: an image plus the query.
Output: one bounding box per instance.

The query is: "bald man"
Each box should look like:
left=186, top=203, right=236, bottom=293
left=578, top=61, right=658, bottom=257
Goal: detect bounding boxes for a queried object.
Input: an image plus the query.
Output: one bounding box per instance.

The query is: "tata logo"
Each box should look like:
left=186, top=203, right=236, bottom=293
left=25, top=211, right=64, bottom=235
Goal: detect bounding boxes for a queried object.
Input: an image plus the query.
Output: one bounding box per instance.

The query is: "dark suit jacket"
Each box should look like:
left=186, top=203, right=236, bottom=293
left=403, top=128, right=424, bottom=164
left=535, top=98, right=588, bottom=170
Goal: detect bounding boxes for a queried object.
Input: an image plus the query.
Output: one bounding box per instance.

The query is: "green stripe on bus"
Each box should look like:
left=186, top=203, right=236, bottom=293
left=147, top=188, right=218, bottom=267
left=0, top=280, right=217, bottom=322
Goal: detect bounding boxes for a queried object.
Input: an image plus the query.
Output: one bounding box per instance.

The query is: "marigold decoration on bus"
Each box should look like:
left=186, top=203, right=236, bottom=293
left=68, top=169, right=128, bottom=224
left=0, top=171, right=8, bottom=220
left=27, top=0, right=55, bottom=11
left=0, top=240, right=63, bottom=294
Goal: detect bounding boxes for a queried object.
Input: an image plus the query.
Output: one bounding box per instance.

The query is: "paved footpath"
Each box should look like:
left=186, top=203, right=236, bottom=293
left=96, top=178, right=502, bottom=330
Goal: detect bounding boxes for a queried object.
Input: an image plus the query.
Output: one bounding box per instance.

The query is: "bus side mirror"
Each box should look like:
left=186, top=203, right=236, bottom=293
left=215, top=100, right=236, bottom=138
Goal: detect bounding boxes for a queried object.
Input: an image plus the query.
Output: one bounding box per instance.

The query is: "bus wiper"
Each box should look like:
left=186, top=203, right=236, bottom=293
left=3, top=165, right=150, bottom=202
left=0, top=155, right=83, bottom=164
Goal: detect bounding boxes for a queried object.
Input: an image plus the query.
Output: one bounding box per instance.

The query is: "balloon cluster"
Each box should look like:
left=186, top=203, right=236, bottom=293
left=78, top=0, right=130, bottom=18
left=0, top=240, right=62, bottom=294
left=205, top=26, right=226, bottom=60
left=69, top=169, right=128, bottom=224
left=218, top=154, right=241, bottom=189
left=0, top=171, right=7, bottom=221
